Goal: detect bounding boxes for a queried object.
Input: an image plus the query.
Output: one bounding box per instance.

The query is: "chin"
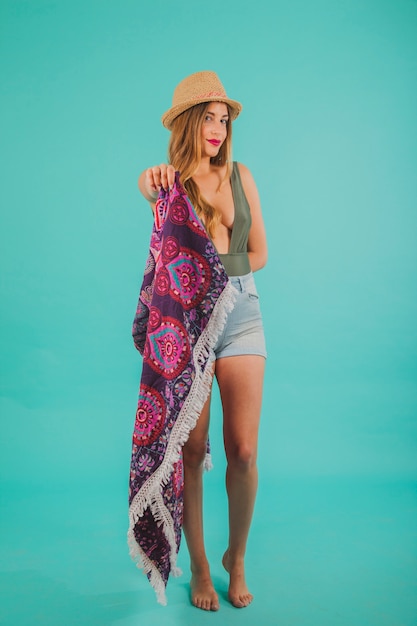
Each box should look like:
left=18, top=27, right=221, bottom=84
left=203, top=150, right=219, bottom=160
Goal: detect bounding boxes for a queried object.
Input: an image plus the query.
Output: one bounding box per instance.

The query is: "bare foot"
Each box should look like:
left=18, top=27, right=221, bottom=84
left=222, top=550, right=253, bottom=608
left=190, top=568, right=220, bottom=611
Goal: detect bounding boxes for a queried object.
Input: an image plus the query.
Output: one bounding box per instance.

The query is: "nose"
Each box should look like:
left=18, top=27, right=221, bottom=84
left=212, top=120, right=224, bottom=135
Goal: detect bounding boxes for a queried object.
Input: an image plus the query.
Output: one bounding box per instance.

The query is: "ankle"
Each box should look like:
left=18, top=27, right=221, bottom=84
left=190, top=558, right=210, bottom=576
left=224, top=549, right=245, bottom=567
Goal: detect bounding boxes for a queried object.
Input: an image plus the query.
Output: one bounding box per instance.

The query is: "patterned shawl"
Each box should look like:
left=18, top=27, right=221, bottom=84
left=128, top=174, right=236, bottom=605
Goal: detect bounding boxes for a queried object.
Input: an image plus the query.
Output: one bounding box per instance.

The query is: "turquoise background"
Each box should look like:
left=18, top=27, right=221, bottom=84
left=1, top=1, right=416, bottom=624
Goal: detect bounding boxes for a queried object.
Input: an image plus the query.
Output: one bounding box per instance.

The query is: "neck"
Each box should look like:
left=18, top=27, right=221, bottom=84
left=194, top=156, right=212, bottom=177
left=195, top=157, right=227, bottom=179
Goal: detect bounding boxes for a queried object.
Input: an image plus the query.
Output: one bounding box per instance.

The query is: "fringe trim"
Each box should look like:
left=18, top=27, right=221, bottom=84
left=204, top=452, right=213, bottom=472
left=128, top=279, right=237, bottom=605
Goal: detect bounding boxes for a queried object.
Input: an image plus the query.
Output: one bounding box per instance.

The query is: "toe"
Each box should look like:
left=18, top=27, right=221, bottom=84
left=230, top=595, right=244, bottom=608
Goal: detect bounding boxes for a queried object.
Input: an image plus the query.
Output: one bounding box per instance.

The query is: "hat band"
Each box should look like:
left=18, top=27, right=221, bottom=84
left=189, top=90, right=227, bottom=100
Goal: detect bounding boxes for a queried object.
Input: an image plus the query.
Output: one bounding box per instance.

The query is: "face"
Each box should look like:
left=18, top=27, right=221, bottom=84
left=200, top=102, right=229, bottom=158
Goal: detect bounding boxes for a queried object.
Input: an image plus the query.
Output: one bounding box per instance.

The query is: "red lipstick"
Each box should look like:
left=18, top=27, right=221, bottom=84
left=208, top=139, right=221, bottom=146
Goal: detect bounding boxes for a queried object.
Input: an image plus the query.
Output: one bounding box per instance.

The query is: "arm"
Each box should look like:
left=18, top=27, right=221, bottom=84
left=138, top=164, right=176, bottom=211
left=237, top=163, right=268, bottom=272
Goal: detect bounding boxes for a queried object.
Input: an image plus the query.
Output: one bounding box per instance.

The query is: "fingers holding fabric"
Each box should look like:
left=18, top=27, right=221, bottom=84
left=147, top=164, right=176, bottom=192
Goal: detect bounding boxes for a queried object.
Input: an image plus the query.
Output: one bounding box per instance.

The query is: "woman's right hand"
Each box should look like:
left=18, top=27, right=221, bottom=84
left=139, top=164, right=176, bottom=202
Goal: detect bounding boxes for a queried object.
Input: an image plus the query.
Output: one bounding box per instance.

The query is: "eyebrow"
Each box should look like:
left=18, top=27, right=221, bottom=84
left=206, top=109, right=229, bottom=118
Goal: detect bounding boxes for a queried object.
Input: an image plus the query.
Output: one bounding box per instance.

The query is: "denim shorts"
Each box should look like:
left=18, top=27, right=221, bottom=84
left=211, top=272, right=267, bottom=360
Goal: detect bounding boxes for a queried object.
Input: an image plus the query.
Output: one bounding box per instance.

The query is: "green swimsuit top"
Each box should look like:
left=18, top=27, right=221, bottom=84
left=218, top=162, right=252, bottom=277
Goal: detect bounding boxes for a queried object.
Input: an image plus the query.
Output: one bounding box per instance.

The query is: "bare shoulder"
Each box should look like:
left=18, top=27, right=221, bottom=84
left=235, top=162, right=256, bottom=186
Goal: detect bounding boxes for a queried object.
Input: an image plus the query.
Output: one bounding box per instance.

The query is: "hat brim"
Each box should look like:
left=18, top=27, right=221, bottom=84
left=162, top=97, right=242, bottom=130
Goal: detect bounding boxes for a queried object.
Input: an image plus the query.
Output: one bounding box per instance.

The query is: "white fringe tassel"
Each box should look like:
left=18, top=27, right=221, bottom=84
left=128, top=280, right=237, bottom=605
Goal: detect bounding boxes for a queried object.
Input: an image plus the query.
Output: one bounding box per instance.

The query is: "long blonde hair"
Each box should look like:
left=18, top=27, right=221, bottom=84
left=168, top=102, right=233, bottom=238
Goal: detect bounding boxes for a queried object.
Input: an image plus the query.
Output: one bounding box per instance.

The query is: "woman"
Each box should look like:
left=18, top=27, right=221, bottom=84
left=136, top=71, right=267, bottom=611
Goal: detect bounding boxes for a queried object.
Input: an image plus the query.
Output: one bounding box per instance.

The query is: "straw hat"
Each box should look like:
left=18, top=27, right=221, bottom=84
left=161, top=71, right=242, bottom=130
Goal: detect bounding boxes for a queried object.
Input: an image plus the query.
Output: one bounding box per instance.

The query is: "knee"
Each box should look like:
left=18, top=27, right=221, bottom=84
left=227, top=444, right=257, bottom=472
left=183, top=437, right=208, bottom=470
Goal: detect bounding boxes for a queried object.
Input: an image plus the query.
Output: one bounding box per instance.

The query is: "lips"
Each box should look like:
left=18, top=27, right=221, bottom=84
left=208, top=139, right=221, bottom=146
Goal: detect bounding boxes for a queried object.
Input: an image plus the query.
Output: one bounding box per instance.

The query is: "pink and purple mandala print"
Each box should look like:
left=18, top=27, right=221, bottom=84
left=144, top=316, right=191, bottom=380
left=167, top=248, right=210, bottom=310
left=133, top=385, right=166, bottom=447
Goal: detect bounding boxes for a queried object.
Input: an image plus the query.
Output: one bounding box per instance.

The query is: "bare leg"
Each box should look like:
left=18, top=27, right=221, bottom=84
left=216, top=355, right=265, bottom=608
left=182, top=391, right=219, bottom=611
